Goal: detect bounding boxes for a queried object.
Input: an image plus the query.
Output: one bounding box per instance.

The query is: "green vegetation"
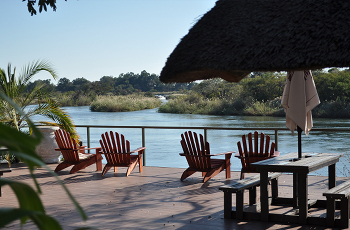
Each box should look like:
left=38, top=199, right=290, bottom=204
left=0, top=60, right=76, bottom=133
left=0, top=92, right=86, bottom=229
left=0, top=61, right=78, bottom=163
left=26, top=67, right=350, bottom=118
left=27, top=70, right=195, bottom=107
left=159, top=69, right=350, bottom=118
left=90, top=94, right=161, bottom=112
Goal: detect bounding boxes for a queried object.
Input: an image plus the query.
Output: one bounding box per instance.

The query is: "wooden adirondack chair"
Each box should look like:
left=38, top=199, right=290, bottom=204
left=235, top=131, right=280, bottom=179
left=180, top=131, right=234, bottom=183
left=54, top=129, right=103, bottom=174
left=99, top=131, right=146, bottom=177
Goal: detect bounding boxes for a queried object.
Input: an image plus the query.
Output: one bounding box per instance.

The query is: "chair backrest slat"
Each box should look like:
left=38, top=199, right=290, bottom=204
left=180, top=131, right=211, bottom=170
left=248, top=133, right=253, bottom=157
left=242, top=134, right=248, bottom=158
left=237, top=131, right=276, bottom=172
left=55, top=129, right=79, bottom=162
left=100, top=132, right=131, bottom=165
left=265, top=135, right=270, bottom=155
left=254, top=131, right=258, bottom=157
left=259, top=133, right=265, bottom=156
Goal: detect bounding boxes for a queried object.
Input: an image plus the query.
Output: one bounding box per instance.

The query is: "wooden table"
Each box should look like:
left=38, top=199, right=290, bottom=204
left=252, top=152, right=343, bottom=225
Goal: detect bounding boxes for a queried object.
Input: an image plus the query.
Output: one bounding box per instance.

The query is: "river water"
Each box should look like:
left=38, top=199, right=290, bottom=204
left=55, top=105, right=350, bottom=177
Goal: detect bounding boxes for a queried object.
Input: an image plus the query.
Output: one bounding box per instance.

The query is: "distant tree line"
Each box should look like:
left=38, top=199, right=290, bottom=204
left=27, top=70, right=196, bottom=96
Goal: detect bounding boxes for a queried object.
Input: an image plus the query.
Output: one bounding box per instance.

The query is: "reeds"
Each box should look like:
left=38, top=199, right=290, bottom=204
left=90, top=95, right=161, bottom=112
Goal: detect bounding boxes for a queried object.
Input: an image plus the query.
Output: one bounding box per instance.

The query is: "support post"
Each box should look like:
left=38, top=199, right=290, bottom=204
left=142, top=127, right=146, bottom=166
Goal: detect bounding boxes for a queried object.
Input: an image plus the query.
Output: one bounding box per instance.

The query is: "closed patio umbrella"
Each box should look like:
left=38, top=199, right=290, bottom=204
left=281, top=70, right=320, bottom=159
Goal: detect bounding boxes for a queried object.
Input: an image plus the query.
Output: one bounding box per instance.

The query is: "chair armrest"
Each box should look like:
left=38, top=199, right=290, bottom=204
left=211, top=151, right=235, bottom=156
left=235, top=151, right=281, bottom=159
left=82, top=147, right=101, bottom=151
left=129, top=147, right=146, bottom=153
left=179, top=151, right=234, bottom=157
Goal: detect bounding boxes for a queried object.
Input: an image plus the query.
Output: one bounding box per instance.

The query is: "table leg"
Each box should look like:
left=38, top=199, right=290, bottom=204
left=293, top=173, right=298, bottom=208
left=328, top=164, right=336, bottom=189
left=260, top=170, right=269, bottom=221
left=298, top=172, right=308, bottom=225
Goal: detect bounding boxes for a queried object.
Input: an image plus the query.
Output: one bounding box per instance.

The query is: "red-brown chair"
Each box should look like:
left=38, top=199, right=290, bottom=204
left=54, top=129, right=103, bottom=174
left=235, top=131, right=280, bottom=179
left=180, top=131, right=234, bottom=183
left=99, top=131, right=145, bottom=177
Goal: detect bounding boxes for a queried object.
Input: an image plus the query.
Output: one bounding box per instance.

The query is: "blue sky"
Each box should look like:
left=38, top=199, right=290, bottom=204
left=1, top=0, right=217, bottom=83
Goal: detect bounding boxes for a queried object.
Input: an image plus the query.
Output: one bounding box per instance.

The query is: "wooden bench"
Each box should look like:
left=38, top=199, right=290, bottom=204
left=323, top=179, right=350, bottom=228
left=219, top=172, right=281, bottom=219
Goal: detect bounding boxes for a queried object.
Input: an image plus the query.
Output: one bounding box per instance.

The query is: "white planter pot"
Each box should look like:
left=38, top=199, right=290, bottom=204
left=35, top=126, right=60, bottom=163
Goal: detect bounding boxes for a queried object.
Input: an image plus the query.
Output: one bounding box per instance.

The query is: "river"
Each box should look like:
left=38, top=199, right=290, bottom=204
left=53, top=105, right=350, bottom=177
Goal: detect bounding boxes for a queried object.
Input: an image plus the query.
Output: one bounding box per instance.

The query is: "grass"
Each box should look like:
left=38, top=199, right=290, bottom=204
left=90, top=95, right=162, bottom=112
left=158, top=94, right=281, bottom=116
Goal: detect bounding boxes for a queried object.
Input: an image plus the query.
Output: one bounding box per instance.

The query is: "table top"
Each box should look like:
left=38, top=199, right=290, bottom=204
left=251, top=152, right=344, bottom=173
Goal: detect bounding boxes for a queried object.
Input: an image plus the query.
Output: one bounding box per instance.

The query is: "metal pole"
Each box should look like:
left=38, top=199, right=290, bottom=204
left=87, top=127, right=90, bottom=153
left=274, top=129, right=278, bottom=151
left=204, top=128, right=208, bottom=143
left=142, top=127, right=146, bottom=166
left=297, top=126, right=302, bottom=158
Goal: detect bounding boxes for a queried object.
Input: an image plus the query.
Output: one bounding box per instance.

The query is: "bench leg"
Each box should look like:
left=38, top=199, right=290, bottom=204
left=249, top=186, right=256, bottom=205
left=236, top=190, right=244, bottom=220
left=340, top=197, right=350, bottom=228
left=271, top=178, right=278, bottom=198
left=260, top=171, right=269, bottom=221
left=224, top=192, right=232, bottom=219
left=326, top=197, right=335, bottom=227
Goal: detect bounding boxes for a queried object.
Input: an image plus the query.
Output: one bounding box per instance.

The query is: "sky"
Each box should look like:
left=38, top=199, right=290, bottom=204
left=1, top=0, right=218, bottom=83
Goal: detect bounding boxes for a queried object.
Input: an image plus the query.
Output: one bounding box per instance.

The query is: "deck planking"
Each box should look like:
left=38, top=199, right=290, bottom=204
left=0, top=163, right=348, bottom=230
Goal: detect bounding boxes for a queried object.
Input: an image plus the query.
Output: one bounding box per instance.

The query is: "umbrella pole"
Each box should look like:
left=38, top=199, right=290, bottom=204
left=297, top=126, right=302, bottom=158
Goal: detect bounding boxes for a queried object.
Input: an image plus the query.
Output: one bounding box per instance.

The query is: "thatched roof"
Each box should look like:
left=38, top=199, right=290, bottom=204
left=160, top=0, right=350, bottom=83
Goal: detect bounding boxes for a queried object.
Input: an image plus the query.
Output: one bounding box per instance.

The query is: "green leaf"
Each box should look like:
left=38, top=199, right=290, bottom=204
left=0, top=179, right=44, bottom=224
left=0, top=208, right=62, bottom=230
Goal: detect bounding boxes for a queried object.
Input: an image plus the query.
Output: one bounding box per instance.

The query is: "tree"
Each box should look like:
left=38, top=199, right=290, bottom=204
left=24, top=0, right=67, bottom=16
left=56, top=77, right=73, bottom=92
left=0, top=60, right=76, bottom=137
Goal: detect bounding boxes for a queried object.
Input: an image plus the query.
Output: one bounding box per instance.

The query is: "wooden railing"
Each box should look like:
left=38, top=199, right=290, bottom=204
left=75, top=125, right=350, bottom=166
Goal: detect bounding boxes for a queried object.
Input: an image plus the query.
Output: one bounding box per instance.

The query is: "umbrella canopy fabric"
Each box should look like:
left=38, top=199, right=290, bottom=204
left=281, top=70, right=320, bottom=135
left=160, top=0, right=350, bottom=83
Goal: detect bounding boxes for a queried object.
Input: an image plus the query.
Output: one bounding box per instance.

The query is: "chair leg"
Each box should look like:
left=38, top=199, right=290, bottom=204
left=70, top=157, right=97, bottom=174
left=139, top=155, right=143, bottom=173
left=225, top=162, right=231, bottom=179
left=180, top=168, right=196, bottom=181
left=55, top=162, right=73, bottom=172
left=126, top=160, right=138, bottom=177
left=240, top=171, right=245, bottom=180
left=95, top=148, right=103, bottom=171
left=204, top=165, right=225, bottom=183
left=102, top=166, right=112, bottom=176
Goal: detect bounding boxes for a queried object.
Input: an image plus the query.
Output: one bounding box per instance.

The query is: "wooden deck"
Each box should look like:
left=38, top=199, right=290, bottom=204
left=1, top=163, right=349, bottom=230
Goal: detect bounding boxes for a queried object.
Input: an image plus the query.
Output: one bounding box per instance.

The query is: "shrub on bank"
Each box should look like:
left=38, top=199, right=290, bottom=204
left=90, top=95, right=161, bottom=112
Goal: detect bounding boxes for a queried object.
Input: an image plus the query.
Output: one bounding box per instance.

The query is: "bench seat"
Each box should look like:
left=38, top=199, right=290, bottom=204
left=323, top=179, right=350, bottom=228
left=219, top=172, right=281, bottom=219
